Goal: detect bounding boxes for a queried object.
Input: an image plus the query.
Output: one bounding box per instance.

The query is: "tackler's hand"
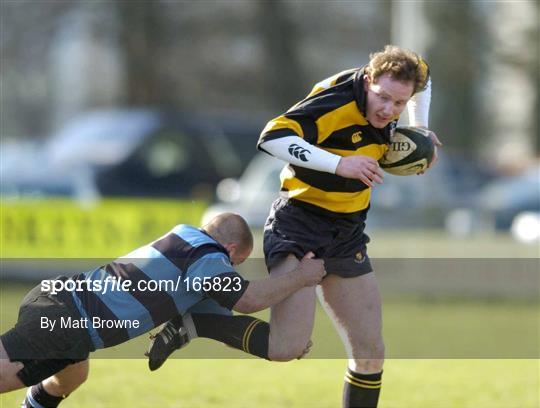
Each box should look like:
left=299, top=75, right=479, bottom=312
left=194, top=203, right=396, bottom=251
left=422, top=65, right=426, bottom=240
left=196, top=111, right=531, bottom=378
left=297, top=252, right=326, bottom=286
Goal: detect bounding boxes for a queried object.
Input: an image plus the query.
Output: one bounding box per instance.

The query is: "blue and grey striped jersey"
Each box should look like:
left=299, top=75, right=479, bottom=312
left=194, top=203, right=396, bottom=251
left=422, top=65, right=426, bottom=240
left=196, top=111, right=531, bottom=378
left=70, top=225, right=248, bottom=349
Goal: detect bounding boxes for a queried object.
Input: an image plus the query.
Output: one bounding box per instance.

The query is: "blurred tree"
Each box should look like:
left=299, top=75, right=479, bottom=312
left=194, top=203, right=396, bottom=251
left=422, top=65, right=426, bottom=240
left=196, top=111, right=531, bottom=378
left=0, top=1, right=67, bottom=138
left=116, top=1, right=164, bottom=106
left=479, top=0, right=539, bottom=169
left=51, top=2, right=124, bottom=127
left=256, top=0, right=305, bottom=108
left=525, top=1, right=539, bottom=155
left=424, top=0, right=538, bottom=166
left=534, top=40, right=540, bottom=155
left=424, top=1, right=485, bottom=153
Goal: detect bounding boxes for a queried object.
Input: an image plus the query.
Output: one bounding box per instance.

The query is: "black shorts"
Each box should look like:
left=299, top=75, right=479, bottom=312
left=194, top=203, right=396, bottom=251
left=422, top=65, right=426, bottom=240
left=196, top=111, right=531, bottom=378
left=0, top=277, right=94, bottom=386
left=263, top=198, right=373, bottom=278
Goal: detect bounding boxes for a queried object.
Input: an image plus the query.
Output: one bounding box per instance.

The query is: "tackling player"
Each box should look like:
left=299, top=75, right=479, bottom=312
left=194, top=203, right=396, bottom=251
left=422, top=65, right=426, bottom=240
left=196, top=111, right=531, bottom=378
left=0, top=213, right=325, bottom=407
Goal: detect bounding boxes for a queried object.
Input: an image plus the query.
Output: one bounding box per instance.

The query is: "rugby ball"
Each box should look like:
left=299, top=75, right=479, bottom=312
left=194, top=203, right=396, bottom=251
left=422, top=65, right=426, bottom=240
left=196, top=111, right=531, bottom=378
left=379, top=126, right=434, bottom=176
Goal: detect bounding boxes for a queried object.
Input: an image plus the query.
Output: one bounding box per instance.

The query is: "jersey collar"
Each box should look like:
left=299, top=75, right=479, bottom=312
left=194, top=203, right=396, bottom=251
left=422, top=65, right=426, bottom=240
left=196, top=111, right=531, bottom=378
left=198, top=228, right=231, bottom=259
left=353, top=66, right=368, bottom=116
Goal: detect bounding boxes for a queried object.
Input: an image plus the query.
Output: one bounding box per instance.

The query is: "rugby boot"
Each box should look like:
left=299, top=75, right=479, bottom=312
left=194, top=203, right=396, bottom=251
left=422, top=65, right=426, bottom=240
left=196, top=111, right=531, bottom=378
left=146, top=315, right=190, bottom=371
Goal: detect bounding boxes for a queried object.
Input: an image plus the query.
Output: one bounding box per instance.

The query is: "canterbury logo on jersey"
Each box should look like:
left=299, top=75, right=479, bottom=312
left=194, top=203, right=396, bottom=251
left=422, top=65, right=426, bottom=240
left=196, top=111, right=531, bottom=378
left=351, top=131, right=362, bottom=143
left=288, top=144, right=311, bottom=161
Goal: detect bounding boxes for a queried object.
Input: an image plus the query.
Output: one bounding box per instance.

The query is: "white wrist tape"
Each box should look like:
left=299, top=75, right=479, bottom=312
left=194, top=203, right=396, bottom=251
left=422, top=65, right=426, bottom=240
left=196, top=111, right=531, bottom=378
left=407, top=78, right=431, bottom=127
left=260, top=136, right=341, bottom=174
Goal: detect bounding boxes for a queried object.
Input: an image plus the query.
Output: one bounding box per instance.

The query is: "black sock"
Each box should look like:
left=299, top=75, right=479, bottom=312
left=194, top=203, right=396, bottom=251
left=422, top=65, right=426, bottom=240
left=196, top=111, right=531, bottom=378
left=23, top=382, right=66, bottom=408
left=191, top=313, right=269, bottom=359
left=343, top=369, right=382, bottom=408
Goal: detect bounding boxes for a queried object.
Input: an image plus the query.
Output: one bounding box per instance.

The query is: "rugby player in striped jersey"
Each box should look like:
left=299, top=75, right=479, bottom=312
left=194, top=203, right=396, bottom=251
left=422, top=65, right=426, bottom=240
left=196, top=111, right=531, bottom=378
left=254, top=45, right=441, bottom=408
left=0, top=213, right=325, bottom=407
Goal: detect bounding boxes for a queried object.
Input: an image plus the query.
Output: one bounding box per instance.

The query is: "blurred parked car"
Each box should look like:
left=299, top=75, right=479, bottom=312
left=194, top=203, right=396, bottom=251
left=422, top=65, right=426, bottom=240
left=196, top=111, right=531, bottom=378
left=1, top=139, right=90, bottom=200
left=1, top=109, right=265, bottom=201
left=474, top=164, right=539, bottom=229
left=201, top=151, right=492, bottom=230
left=201, top=153, right=284, bottom=226
left=446, top=164, right=540, bottom=241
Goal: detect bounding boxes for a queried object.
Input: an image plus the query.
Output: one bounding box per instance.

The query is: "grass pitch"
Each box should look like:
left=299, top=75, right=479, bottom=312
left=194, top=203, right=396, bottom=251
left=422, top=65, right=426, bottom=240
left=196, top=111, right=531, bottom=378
left=1, top=359, right=538, bottom=407
left=1, top=283, right=538, bottom=407
left=1, top=230, right=538, bottom=407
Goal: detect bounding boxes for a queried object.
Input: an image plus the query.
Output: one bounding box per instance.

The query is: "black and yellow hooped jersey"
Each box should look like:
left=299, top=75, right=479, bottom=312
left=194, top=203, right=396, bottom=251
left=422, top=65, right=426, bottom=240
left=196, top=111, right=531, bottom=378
left=257, top=67, right=394, bottom=217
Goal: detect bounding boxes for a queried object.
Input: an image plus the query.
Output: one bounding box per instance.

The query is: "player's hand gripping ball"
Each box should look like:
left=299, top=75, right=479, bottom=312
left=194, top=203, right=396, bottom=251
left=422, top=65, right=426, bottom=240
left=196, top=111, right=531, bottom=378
left=379, top=126, right=435, bottom=176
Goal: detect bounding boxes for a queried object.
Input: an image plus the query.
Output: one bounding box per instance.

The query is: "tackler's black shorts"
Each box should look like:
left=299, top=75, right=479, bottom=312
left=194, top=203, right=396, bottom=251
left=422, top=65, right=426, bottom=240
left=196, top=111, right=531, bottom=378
left=0, top=277, right=94, bottom=386
left=263, top=198, right=373, bottom=278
